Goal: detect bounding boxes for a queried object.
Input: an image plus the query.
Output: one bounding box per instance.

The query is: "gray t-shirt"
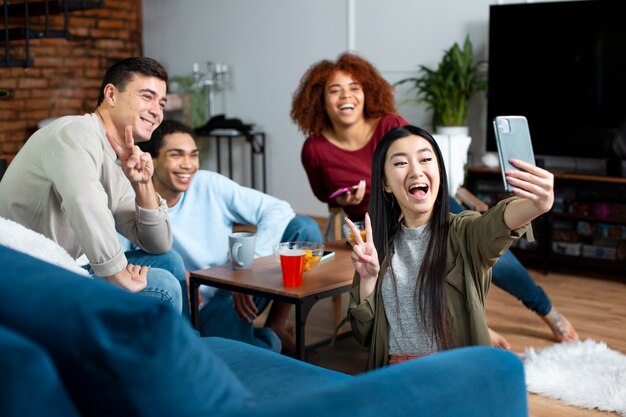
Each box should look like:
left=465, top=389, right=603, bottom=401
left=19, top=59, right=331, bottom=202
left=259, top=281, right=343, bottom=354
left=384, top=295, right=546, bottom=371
left=381, top=222, right=437, bottom=356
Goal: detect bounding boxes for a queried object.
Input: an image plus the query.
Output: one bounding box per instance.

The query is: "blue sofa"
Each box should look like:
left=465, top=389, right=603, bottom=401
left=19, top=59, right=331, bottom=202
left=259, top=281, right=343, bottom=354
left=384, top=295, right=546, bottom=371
left=0, top=244, right=528, bottom=417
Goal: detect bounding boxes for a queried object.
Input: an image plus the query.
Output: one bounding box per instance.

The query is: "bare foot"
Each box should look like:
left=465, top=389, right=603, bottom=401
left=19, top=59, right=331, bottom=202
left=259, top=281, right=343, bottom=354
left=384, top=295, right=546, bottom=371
left=489, top=327, right=511, bottom=350
left=264, top=302, right=296, bottom=353
left=541, top=308, right=579, bottom=342
left=269, top=322, right=296, bottom=353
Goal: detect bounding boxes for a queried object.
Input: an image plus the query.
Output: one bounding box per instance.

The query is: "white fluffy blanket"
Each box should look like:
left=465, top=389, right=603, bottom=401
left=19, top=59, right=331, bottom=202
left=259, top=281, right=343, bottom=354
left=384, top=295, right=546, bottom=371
left=522, top=339, right=626, bottom=416
left=0, top=217, right=88, bottom=276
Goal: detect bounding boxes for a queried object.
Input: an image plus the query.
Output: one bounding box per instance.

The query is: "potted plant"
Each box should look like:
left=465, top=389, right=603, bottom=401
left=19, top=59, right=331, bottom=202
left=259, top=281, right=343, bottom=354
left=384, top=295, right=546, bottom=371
left=167, top=75, right=209, bottom=129
left=396, top=36, right=487, bottom=134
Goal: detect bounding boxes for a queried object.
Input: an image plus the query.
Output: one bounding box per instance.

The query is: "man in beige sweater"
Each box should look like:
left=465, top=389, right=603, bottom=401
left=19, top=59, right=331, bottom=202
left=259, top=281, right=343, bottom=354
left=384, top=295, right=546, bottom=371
left=0, top=57, right=184, bottom=313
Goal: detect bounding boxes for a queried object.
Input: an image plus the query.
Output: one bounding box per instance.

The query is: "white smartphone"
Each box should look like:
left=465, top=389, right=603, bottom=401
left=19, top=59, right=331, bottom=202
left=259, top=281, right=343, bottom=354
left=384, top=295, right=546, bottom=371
left=492, top=116, right=536, bottom=192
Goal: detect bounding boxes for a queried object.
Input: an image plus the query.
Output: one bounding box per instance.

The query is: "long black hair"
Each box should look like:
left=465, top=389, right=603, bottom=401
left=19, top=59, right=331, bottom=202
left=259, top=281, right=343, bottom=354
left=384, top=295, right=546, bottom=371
left=369, top=125, right=452, bottom=349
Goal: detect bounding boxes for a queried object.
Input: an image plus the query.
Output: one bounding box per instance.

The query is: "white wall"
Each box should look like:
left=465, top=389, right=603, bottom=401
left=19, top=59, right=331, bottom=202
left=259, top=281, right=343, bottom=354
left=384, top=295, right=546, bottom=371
left=142, top=0, right=526, bottom=217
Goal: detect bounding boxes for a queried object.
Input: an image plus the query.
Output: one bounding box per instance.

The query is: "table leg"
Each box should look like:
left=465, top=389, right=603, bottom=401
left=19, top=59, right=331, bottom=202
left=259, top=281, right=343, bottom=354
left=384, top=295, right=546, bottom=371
left=294, top=298, right=317, bottom=360
left=190, top=279, right=201, bottom=330
left=216, top=138, right=221, bottom=174
left=227, top=138, right=233, bottom=179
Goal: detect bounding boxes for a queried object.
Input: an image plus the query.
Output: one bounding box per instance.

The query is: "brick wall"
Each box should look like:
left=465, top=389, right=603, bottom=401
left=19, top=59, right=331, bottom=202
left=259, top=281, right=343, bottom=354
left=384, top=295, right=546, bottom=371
left=0, top=0, right=143, bottom=161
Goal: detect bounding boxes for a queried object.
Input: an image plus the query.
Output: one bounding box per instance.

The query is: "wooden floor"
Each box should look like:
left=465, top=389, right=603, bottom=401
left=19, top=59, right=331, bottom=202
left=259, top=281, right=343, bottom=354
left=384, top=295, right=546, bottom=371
left=291, top=267, right=626, bottom=417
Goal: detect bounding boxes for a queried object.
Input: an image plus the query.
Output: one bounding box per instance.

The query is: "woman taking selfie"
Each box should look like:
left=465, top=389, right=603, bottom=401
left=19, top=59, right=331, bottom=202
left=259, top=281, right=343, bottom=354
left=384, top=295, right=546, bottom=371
left=346, top=125, right=554, bottom=369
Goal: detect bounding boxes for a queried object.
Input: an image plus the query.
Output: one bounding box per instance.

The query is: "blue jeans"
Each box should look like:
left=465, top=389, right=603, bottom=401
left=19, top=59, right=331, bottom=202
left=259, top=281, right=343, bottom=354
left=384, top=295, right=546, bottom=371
left=199, top=215, right=323, bottom=352
left=87, top=250, right=185, bottom=314
left=449, top=197, right=552, bottom=316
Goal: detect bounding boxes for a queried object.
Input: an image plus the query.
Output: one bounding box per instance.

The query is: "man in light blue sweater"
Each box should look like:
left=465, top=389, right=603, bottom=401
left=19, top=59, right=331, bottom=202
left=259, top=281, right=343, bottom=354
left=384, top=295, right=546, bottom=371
left=138, top=120, right=322, bottom=352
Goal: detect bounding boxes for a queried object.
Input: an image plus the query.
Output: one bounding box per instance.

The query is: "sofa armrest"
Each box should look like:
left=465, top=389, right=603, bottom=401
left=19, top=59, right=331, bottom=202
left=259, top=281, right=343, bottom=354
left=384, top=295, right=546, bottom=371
left=219, top=346, right=527, bottom=417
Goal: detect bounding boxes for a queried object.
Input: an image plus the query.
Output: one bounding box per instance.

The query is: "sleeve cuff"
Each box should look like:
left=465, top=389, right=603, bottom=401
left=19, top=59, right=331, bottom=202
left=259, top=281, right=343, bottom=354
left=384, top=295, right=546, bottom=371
left=349, top=291, right=376, bottom=322
left=493, top=197, right=533, bottom=241
left=135, top=196, right=169, bottom=225
left=90, top=249, right=127, bottom=278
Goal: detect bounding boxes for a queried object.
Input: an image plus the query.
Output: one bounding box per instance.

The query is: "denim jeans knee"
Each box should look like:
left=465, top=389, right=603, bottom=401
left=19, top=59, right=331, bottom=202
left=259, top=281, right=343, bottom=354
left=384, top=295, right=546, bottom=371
left=281, top=215, right=322, bottom=243
left=125, top=249, right=187, bottom=315
left=125, top=249, right=187, bottom=282
left=141, top=268, right=183, bottom=314
left=199, top=291, right=281, bottom=352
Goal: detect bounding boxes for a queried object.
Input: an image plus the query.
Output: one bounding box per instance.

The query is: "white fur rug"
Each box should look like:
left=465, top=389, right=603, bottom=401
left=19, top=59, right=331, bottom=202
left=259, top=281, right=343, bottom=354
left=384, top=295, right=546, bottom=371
left=522, top=339, right=626, bottom=416
left=0, top=216, right=88, bottom=276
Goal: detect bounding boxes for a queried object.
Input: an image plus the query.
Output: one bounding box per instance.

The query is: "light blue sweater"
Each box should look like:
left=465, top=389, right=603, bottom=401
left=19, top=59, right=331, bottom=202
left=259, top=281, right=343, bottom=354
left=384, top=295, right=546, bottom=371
left=167, top=170, right=295, bottom=299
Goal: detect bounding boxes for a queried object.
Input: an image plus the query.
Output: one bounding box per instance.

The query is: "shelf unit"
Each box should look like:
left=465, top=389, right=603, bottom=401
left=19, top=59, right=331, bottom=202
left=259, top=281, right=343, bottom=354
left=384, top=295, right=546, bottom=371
left=196, top=130, right=267, bottom=193
left=466, top=167, right=626, bottom=276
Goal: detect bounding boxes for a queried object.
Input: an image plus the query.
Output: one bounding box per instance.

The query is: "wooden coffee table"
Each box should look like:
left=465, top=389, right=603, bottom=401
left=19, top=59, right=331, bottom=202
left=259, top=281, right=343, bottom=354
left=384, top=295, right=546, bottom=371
left=189, top=241, right=355, bottom=360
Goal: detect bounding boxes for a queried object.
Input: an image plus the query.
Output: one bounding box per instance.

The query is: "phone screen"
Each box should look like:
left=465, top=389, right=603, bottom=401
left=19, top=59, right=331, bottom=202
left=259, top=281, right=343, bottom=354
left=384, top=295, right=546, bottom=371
left=493, top=116, right=536, bottom=192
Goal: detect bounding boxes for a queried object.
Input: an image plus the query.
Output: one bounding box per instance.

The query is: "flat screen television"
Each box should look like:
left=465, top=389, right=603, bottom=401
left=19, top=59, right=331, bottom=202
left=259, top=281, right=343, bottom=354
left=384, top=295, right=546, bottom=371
left=486, top=0, right=626, bottom=172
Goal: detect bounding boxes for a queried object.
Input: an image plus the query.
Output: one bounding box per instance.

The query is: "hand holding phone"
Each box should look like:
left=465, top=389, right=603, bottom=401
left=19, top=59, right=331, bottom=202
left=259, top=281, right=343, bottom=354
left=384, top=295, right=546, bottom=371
left=329, top=185, right=359, bottom=199
left=493, top=116, right=536, bottom=192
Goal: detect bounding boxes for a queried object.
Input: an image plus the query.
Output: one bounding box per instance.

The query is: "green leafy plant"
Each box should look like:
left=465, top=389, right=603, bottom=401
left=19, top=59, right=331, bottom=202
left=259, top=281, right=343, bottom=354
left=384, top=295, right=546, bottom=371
left=396, top=36, right=487, bottom=129
left=168, top=75, right=208, bottom=128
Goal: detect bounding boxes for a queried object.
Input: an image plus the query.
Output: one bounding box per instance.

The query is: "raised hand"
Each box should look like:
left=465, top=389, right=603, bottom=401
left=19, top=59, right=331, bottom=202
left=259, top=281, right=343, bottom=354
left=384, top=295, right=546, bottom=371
left=505, top=159, right=554, bottom=214
left=106, top=126, right=154, bottom=185
left=346, top=213, right=379, bottom=302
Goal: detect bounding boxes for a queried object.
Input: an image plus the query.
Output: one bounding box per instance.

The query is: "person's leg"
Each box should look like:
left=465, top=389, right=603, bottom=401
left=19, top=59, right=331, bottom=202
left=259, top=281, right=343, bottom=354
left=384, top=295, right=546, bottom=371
left=262, top=215, right=323, bottom=353
left=125, top=249, right=185, bottom=315
left=492, top=251, right=551, bottom=315
left=280, top=214, right=323, bottom=243
left=199, top=290, right=281, bottom=352
left=141, top=267, right=184, bottom=314
left=493, top=253, right=578, bottom=341
left=448, top=195, right=466, bottom=214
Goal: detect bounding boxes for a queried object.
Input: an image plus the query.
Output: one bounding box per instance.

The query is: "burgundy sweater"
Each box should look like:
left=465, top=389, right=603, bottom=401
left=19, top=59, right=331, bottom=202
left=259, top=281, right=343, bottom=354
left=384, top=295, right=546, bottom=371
left=300, top=114, right=407, bottom=220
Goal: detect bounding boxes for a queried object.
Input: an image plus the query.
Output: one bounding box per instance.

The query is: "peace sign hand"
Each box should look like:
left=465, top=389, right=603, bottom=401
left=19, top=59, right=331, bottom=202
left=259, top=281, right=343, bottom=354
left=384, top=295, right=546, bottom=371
left=346, top=213, right=379, bottom=282
left=106, top=126, right=154, bottom=184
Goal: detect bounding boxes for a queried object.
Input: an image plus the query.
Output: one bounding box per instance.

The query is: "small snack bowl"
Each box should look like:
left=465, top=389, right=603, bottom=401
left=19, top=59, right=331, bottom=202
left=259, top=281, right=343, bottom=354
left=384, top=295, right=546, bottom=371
left=343, top=221, right=366, bottom=246
left=272, top=241, right=325, bottom=272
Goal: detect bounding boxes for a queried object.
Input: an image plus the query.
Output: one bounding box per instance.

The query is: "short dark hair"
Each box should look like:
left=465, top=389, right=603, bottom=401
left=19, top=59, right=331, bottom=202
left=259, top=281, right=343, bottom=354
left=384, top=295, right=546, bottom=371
left=139, top=119, right=195, bottom=158
left=97, top=57, right=168, bottom=106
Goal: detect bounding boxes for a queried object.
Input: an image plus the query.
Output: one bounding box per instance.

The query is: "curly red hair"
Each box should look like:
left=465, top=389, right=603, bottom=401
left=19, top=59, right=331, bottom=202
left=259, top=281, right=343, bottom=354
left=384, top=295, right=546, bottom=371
left=290, top=52, right=397, bottom=136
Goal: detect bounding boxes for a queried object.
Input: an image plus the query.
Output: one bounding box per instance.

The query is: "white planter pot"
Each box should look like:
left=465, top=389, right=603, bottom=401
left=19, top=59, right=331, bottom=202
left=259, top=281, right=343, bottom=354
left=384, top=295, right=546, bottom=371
left=432, top=131, right=472, bottom=197
left=435, top=126, right=469, bottom=136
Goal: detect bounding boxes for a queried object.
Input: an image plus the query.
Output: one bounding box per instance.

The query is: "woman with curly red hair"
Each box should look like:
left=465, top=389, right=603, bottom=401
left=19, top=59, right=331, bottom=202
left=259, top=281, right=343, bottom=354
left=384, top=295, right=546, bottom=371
left=291, top=52, right=405, bottom=221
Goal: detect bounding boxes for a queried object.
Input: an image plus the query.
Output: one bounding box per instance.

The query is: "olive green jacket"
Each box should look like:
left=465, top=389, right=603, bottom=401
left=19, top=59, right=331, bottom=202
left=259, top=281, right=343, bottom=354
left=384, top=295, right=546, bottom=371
left=348, top=198, right=531, bottom=370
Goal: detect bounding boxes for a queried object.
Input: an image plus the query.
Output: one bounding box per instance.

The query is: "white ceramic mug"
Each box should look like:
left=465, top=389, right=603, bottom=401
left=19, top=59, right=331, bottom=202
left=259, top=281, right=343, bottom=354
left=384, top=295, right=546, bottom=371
left=228, top=232, right=255, bottom=270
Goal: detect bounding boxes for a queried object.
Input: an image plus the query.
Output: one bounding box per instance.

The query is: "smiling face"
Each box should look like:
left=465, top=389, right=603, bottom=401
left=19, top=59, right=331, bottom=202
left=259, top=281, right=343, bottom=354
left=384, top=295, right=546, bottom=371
left=383, top=135, right=441, bottom=228
left=324, top=70, right=365, bottom=128
left=152, top=132, right=199, bottom=206
left=107, top=73, right=167, bottom=142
